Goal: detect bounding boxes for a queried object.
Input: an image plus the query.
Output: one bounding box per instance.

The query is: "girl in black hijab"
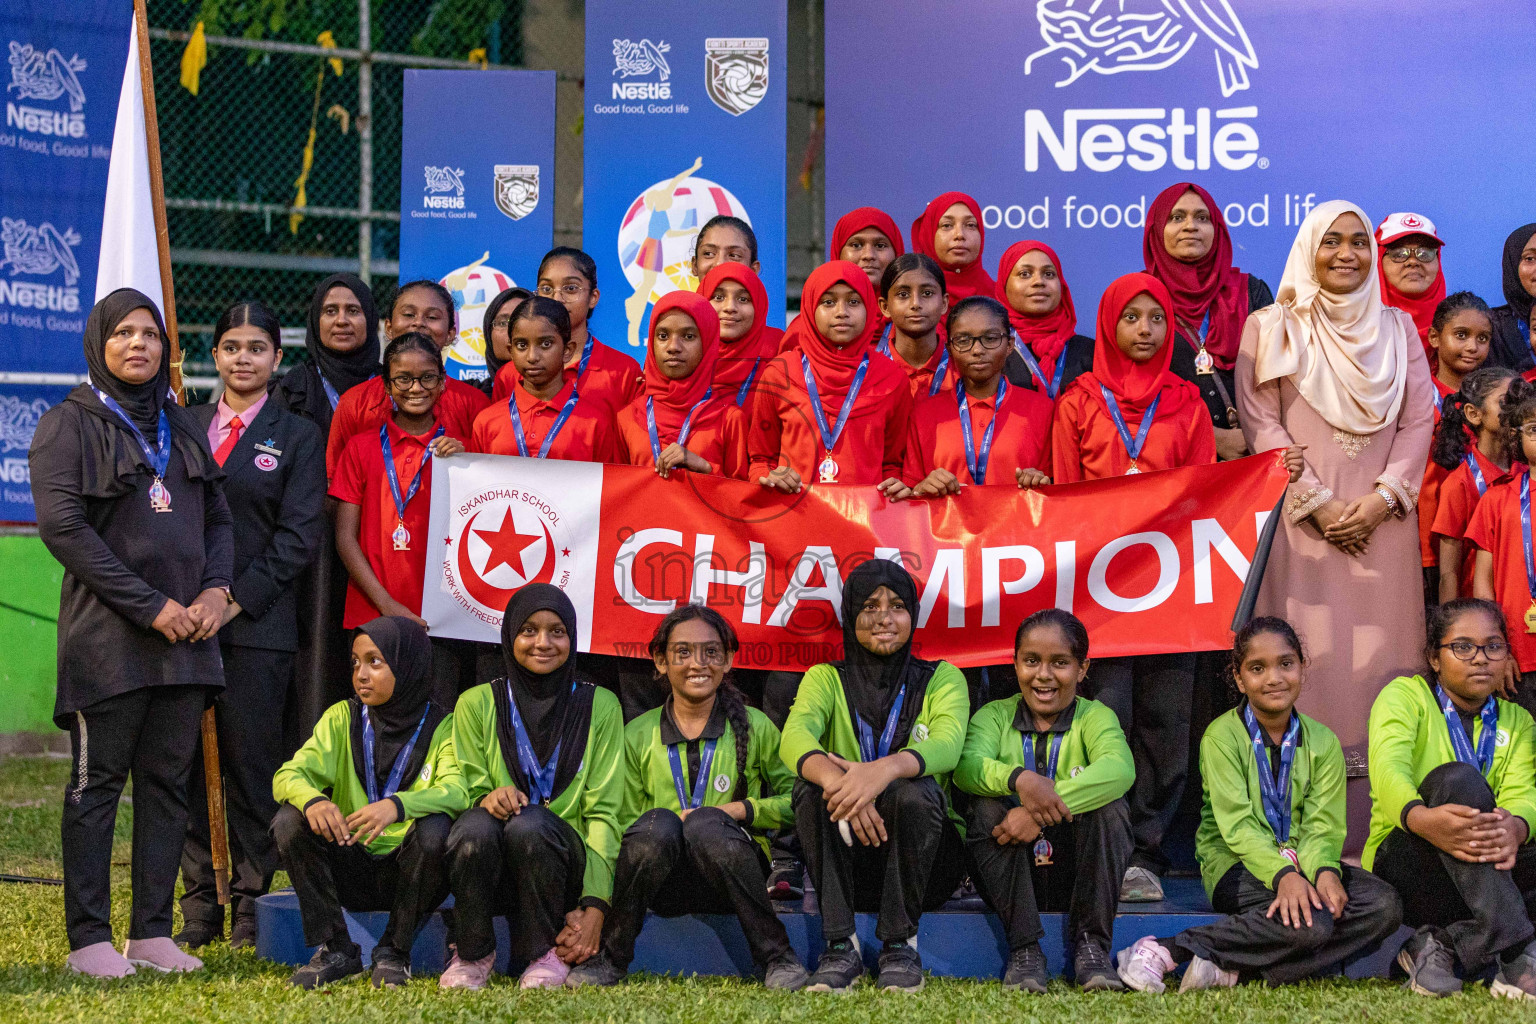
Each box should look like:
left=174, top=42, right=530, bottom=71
left=478, top=285, right=533, bottom=399
left=442, top=584, right=626, bottom=991
left=1489, top=223, right=1536, bottom=373
left=271, top=616, right=464, bottom=990
left=30, top=288, right=234, bottom=977
left=778, top=559, right=971, bottom=993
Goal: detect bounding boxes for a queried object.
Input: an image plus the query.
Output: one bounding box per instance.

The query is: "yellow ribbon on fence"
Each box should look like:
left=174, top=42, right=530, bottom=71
left=179, top=21, right=208, bottom=95
left=290, top=31, right=341, bottom=234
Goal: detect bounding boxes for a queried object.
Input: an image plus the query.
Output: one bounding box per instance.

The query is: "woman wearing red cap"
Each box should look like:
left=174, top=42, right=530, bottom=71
left=748, top=261, right=912, bottom=494
left=995, top=240, right=1094, bottom=401
left=910, top=192, right=994, bottom=301
left=1375, top=212, right=1447, bottom=365
left=616, top=291, right=747, bottom=479
left=1142, top=184, right=1275, bottom=464
left=698, top=263, right=783, bottom=414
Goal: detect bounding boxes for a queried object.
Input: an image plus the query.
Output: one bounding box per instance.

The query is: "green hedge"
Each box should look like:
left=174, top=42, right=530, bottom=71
left=0, top=536, right=61, bottom=736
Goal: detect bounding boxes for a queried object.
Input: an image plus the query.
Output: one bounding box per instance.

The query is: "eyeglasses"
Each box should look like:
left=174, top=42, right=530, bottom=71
left=388, top=372, right=444, bottom=391
left=1438, top=640, right=1510, bottom=661
left=538, top=283, right=587, bottom=299
left=490, top=315, right=513, bottom=330
left=666, top=642, right=727, bottom=666
left=1385, top=245, right=1439, bottom=264
left=949, top=331, right=1009, bottom=352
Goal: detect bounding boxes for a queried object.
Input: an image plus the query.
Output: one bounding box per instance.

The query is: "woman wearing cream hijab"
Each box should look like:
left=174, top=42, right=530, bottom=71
left=1236, top=200, right=1434, bottom=850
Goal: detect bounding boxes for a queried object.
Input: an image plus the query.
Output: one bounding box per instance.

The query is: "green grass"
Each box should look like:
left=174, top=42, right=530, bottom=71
left=0, top=755, right=1532, bottom=1023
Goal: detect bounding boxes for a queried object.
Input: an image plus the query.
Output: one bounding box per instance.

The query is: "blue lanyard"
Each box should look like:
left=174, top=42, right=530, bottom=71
left=1522, top=474, right=1536, bottom=604
left=875, top=323, right=892, bottom=356
left=801, top=354, right=869, bottom=454
left=1434, top=683, right=1498, bottom=776
left=734, top=358, right=761, bottom=408
left=1195, top=310, right=1211, bottom=345
left=877, top=330, right=946, bottom=397
left=1465, top=452, right=1489, bottom=497
left=1243, top=704, right=1300, bottom=845
left=1010, top=332, right=1068, bottom=399
left=666, top=738, right=719, bottom=810
left=90, top=386, right=171, bottom=479
left=1021, top=729, right=1064, bottom=781
left=360, top=705, right=430, bottom=805
left=1099, top=387, right=1161, bottom=467
left=577, top=335, right=595, bottom=379
left=1433, top=389, right=1445, bottom=416
left=957, top=379, right=1007, bottom=485
left=646, top=388, right=713, bottom=462
left=379, top=424, right=442, bottom=521
left=1519, top=317, right=1531, bottom=357
left=854, top=683, right=906, bottom=763
left=508, top=388, right=580, bottom=459
left=321, top=375, right=340, bottom=410
left=505, top=680, right=570, bottom=804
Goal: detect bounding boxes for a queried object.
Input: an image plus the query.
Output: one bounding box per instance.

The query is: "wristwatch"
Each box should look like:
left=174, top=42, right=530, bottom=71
left=1374, top=485, right=1399, bottom=517
left=222, top=586, right=235, bottom=605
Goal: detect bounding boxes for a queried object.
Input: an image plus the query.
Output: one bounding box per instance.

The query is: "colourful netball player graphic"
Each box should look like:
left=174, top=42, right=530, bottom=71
left=620, top=156, right=703, bottom=347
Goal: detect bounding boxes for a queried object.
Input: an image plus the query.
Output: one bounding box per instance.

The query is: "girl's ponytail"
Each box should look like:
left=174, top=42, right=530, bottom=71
left=1432, top=366, right=1520, bottom=471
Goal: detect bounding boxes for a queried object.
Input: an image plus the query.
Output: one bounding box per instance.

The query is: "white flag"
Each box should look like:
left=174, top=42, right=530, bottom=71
left=95, top=24, right=163, bottom=314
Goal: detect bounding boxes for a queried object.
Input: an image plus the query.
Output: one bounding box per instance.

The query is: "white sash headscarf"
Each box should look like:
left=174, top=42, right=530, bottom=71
left=1252, top=200, right=1410, bottom=435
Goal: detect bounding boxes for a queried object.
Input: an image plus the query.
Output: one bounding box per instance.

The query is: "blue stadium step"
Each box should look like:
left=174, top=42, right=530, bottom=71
left=254, top=877, right=1410, bottom=981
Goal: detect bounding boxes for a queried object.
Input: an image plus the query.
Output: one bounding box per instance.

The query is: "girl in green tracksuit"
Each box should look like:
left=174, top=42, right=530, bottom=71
left=271, top=615, right=466, bottom=990
left=1115, top=617, right=1402, bottom=994
left=441, top=584, right=625, bottom=991
left=566, top=605, right=807, bottom=990
left=779, top=558, right=971, bottom=994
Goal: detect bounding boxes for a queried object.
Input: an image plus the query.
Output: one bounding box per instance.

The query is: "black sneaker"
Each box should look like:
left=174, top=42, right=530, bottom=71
left=229, top=915, right=257, bottom=951
left=370, top=945, right=411, bottom=988
left=173, top=922, right=220, bottom=951
left=289, top=942, right=365, bottom=989
left=877, top=941, right=924, bottom=993
left=1003, top=942, right=1049, bottom=993
left=565, top=951, right=627, bottom=988
left=1074, top=939, right=1125, bottom=991
left=806, top=937, right=864, bottom=993
left=767, top=858, right=805, bottom=901
left=1398, top=928, right=1460, bottom=997
left=763, top=954, right=810, bottom=991
left=1492, top=948, right=1536, bottom=1001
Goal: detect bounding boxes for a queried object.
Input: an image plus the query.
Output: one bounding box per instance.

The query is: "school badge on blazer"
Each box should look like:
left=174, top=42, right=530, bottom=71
left=704, top=37, right=770, bottom=116
left=494, top=164, right=539, bottom=221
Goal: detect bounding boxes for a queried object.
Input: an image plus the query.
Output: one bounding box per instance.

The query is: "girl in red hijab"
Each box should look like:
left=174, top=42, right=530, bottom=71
left=994, top=240, right=1094, bottom=400
left=1143, top=183, right=1274, bottom=461
left=616, top=291, right=746, bottom=479
left=1051, top=273, right=1215, bottom=483
left=697, top=263, right=783, bottom=413
left=832, top=207, right=906, bottom=351
left=748, top=261, right=911, bottom=492
left=910, top=192, right=994, bottom=301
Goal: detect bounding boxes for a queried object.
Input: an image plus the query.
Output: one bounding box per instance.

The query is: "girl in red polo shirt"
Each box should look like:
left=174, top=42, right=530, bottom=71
left=326, top=280, right=489, bottom=476
left=331, top=332, right=466, bottom=628
left=877, top=253, right=953, bottom=400
left=749, top=261, right=911, bottom=494
left=616, top=291, right=747, bottom=478
left=1051, top=273, right=1215, bottom=483
left=529, top=247, right=643, bottom=414
left=910, top=191, right=993, bottom=301
left=1431, top=367, right=1519, bottom=602
left=995, top=240, right=1094, bottom=401
left=471, top=297, right=619, bottom=463
left=898, top=295, right=1054, bottom=497
left=699, top=263, right=782, bottom=413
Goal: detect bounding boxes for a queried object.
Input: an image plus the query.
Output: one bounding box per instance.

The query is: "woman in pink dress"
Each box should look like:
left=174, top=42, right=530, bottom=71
left=1236, top=200, right=1435, bottom=847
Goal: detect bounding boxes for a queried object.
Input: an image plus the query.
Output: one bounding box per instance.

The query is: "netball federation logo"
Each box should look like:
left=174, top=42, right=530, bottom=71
left=493, top=164, right=539, bottom=221
left=443, top=487, right=577, bottom=624
left=704, top=38, right=770, bottom=116
left=1024, top=0, right=1258, bottom=97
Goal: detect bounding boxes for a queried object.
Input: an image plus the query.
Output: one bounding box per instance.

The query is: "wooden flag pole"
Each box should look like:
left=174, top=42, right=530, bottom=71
left=132, top=0, right=231, bottom=907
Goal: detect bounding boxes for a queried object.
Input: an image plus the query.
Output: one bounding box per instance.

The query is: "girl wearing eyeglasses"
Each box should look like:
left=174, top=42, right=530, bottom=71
left=478, top=286, right=533, bottom=400
left=566, top=605, right=806, bottom=990
left=1366, top=599, right=1536, bottom=1001
left=536, top=247, right=644, bottom=414
left=1468, top=378, right=1536, bottom=713
left=896, top=295, right=1054, bottom=500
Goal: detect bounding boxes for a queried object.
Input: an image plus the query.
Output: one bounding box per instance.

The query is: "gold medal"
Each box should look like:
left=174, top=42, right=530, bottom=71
left=1033, top=837, right=1053, bottom=867
left=1194, top=345, right=1215, bottom=375
left=1525, top=601, right=1536, bottom=635
left=1126, top=462, right=1140, bottom=476
left=817, top=454, right=840, bottom=484
left=148, top=477, right=172, bottom=513
left=392, top=521, right=411, bottom=552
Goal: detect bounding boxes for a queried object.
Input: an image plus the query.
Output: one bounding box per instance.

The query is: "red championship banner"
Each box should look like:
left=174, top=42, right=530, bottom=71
left=423, top=452, right=1290, bottom=669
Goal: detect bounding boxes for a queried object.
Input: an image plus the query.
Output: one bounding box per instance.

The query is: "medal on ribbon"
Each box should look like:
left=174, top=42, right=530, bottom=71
left=802, top=354, right=868, bottom=486
left=91, top=386, right=174, bottom=513
left=1099, top=386, right=1160, bottom=476
left=1191, top=311, right=1215, bottom=375
left=380, top=423, right=444, bottom=552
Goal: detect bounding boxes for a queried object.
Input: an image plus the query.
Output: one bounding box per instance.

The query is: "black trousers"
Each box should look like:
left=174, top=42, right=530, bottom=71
left=181, top=644, right=290, bottom=929
left=1087, top=652, right=1195, bottom=875
left=446, top=804, right=587, bottom=962
left=1172, top=864, right=1402, bottom=984
left=1373, top=761, right=1536, bottom=972
left=603, top=807, right=792, bottom=970
left=964, top=795, right=1132, bottom=951
left=794, top=775, right=966, bottom=944
left=270, top=803, right=451, bottom=954
left=63, top=684, right=207, bottom=950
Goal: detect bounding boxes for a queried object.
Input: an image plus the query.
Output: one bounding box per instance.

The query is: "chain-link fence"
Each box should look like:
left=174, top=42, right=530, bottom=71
left=144, top=0, right=823, bottom=402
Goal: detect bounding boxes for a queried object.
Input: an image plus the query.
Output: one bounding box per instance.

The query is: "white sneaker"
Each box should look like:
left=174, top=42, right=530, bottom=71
left=439, top=946, right=495, bottom=990
left=1119, top=866, right=1166, bottom=903
left=1116, top=936, right=1175, bottom=993
left=1179, top=955, right=1238, bottom=992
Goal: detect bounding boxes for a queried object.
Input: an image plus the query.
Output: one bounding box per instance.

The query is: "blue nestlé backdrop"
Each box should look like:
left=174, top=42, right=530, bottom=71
left=399, top=69, right=555, bottom=383
left=0, top=1, right=132, bottom=521
left=584, top=0, right=786, bottom=356
left=825, top=0, right=1536, bottom=328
